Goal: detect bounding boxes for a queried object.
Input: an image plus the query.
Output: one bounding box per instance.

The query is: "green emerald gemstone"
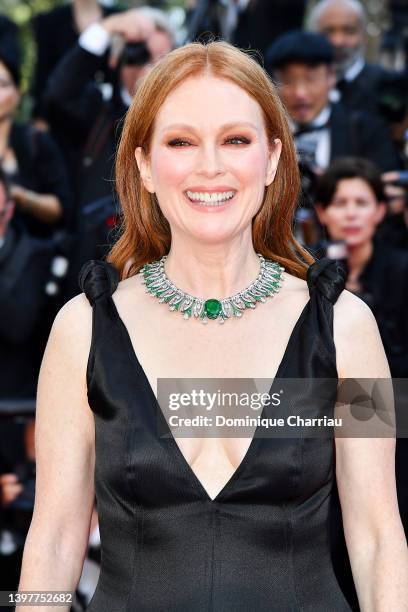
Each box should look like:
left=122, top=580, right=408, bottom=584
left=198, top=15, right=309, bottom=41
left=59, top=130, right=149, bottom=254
left=204, top=299, right=222, bottom=319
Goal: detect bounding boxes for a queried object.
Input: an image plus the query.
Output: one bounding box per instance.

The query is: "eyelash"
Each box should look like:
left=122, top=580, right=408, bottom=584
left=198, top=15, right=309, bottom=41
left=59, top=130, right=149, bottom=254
left=167, top=136, right=251, bottom=147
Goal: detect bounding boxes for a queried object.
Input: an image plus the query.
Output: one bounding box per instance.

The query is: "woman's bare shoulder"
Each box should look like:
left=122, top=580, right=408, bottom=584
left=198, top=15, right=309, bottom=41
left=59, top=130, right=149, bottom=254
left=334, top=288, right=377, bottom=332
left=54, top=292, right=93, bottom=332
left=333, top=289, right=390, bottom=378
left=49, top=293, right=94, bottom=365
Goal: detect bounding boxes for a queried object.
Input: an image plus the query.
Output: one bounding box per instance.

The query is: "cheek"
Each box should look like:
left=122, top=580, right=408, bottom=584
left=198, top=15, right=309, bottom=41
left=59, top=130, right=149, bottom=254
left=325, top=208, right=344, bottom=227
left=281, top=92, right=293, bottom=107
left=151, top=149, right=194, bottom=189
left=315, top=85, right=328, bottom=102
left=150, top=146, right=269, bottom=191
left=0, top=91, right=14, bottom=107
left=360, top=207, right=379, bottom=226
left=237, top=148, right=270, bottom=188
left=349, top=34, right=360, bottom=47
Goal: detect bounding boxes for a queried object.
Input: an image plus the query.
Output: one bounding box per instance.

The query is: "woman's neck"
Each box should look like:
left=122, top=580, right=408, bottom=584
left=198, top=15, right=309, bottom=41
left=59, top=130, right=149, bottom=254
left=163, top=236, right=262, bottom=299
left=347, top=240, right=374, bottom=280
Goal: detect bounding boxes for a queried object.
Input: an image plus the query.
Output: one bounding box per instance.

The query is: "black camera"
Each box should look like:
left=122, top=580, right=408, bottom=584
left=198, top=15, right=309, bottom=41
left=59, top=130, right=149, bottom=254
left=377, top=72, right=408, bottom=123
left=121, top=42, right=151, bottom=66
left=297, top=148, right=320, bottom=209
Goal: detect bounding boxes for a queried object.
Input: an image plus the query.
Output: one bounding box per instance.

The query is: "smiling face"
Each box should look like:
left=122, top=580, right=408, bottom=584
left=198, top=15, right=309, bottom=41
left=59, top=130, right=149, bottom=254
left=135, top=74, right=281, bottom=246
left=316, top=177, right=386, bottom=247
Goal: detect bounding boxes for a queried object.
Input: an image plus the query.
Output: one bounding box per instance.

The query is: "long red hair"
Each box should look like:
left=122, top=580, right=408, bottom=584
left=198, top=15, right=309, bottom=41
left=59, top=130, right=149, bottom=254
left=108, top=40, right=314, bottom=278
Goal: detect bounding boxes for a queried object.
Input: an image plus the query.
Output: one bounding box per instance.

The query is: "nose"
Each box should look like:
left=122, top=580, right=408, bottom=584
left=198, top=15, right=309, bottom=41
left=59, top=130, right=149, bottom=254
left=331, top=33, right=347, bottom=49
left=345, top=202, right=358, bottom=217
left=196, top=143, right=225, bottom=177
left=293, top=83, right=309, bottom=100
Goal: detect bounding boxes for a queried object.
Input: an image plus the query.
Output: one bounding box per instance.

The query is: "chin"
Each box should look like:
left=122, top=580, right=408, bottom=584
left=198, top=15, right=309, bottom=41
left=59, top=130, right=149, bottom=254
left=294, top=113, right=313, bottom=124
left=185, top=222, right=239, bottom=245
left=344, top=236, right=365, bottom=248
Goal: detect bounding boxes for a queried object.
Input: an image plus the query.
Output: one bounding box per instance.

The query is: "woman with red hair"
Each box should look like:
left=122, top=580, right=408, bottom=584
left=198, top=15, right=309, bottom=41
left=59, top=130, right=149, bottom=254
left=18, top=41, right=407, bottom=611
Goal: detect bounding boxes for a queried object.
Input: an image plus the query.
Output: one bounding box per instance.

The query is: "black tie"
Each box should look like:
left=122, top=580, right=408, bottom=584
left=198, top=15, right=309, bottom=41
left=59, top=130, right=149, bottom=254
left=293, top=122, right=329, bottom=138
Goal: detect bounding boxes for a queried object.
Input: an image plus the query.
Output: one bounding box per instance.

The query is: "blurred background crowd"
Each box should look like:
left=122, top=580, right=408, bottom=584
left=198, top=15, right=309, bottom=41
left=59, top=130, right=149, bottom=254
left=1, top=0, right=408, bottom=609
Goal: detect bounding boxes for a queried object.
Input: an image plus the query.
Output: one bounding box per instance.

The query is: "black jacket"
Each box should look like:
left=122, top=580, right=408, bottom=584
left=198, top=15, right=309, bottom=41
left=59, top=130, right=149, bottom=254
left=31, top=3, right=118, bottom=120
left=44, top=43, right=127, bottom=210
left=328, top=102, right=402, bottom=171
left=233, top=0, right=307, bottom=59
left=337, top=62, right=407, bottom=120
left=358, top=237, right=408, bottom=378
left=7, top=122, right=73, bottom=237
left=310, top=236, right=408, bottom=377
left=0, top=222, right=55, bottom=399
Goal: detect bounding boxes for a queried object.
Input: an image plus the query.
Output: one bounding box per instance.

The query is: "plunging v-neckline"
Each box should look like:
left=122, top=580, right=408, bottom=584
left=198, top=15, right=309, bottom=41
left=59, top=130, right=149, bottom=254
left=109, top=295, right=311, bottom=503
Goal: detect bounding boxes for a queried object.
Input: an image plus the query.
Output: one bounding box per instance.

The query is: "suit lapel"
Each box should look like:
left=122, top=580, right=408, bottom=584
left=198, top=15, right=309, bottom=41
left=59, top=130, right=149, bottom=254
left=329, top=103, right=351, bottom=162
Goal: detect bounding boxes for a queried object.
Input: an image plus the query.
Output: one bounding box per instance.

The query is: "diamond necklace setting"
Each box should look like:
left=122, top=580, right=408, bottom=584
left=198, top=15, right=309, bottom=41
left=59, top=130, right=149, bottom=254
left=139, top=253, right=285, bottom=324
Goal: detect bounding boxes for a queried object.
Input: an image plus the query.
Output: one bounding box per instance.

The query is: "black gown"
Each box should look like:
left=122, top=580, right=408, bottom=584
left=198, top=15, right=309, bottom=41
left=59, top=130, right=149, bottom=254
left=78, top=257, right=354, bottom=611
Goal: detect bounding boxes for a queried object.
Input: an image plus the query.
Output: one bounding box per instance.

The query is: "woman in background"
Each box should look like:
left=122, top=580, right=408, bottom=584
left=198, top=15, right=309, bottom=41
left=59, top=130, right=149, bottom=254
left=315, top=156, right=408, bottom=542
left=0, top=37, right=72, bottom=238
left=315, top=157, right=408, bottom=378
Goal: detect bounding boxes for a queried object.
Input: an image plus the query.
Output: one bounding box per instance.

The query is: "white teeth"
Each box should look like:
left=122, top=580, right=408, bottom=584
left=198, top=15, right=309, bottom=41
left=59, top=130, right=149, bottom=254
left=186, top=190, right=235, bottom=205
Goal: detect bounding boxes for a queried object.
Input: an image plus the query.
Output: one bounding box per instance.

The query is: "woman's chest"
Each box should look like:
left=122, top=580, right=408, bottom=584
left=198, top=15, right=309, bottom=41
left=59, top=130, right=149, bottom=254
left=124, top=306, right=305, bottom=398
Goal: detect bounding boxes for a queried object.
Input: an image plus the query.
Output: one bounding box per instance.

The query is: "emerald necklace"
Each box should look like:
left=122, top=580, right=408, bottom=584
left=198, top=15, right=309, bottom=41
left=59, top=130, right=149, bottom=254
left=139, top=253, right=285, bottom=324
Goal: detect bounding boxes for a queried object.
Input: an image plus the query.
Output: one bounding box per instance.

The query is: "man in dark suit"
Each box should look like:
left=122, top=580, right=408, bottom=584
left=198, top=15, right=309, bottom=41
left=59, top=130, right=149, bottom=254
left=308, top=0, right=408, bottom=121
left=232, top=0, right=307, bottom=59
left=265, top=30, right=402, bottom=173
left=30, top=0, right=119, bottom=129
left=43, top=7, right=176, bottom=300
left=43, top=7, right=175, bottom=210
left=185, top=0, right=307, bottom=59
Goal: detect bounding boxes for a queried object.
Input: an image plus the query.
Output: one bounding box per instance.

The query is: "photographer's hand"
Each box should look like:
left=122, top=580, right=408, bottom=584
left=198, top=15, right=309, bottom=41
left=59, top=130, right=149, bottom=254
left=9, top=183, right=62, bottom=224
left=102, top=9, right=156, bottom=69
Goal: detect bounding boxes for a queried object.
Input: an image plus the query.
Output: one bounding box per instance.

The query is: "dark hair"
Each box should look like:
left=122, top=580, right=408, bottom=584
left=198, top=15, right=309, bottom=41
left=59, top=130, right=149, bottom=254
left=0, top=16, right=22, bottom=87
left=265, top=30, right=333, bottom=72
left=315, top=157, right=385, bottom=208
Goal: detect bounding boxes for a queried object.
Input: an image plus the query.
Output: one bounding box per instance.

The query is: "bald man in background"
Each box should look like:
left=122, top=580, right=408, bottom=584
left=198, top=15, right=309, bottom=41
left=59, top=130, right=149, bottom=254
left=309, top=0, right=408, bottom=123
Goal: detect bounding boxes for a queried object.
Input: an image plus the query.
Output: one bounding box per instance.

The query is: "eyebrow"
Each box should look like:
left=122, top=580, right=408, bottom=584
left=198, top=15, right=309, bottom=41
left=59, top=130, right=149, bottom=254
left=160, top=122, right=260, bottom=135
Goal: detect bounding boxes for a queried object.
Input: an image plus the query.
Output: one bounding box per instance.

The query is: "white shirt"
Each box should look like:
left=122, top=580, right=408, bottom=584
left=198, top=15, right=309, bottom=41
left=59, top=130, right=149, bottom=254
left=343, top=55, right=365, bottom=82
left=290, top=105, right=331, bottom=170
left=329, top=56, right=366, bottom=103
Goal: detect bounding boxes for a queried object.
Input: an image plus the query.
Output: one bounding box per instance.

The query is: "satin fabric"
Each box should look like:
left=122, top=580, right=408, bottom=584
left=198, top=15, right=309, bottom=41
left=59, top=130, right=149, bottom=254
left=78, top=257, right=353, bottom=611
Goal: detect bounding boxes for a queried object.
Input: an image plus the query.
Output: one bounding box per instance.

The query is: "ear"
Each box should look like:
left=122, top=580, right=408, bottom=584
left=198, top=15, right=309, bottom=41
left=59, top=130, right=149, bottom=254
left=135, top=147, right=155, bottom=194
left=314, top=203, right=326, bottom=225
left=265, top=139, right=282, bottom=186
left=375, top=201, right=387, bottom=224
